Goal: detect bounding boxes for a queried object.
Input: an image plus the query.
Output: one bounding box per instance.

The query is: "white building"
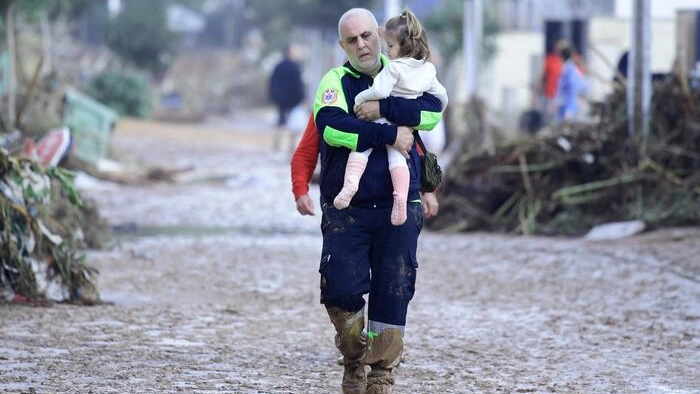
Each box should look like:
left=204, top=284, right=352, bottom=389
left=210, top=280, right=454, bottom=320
left=474, top=0, right=699, bottom=130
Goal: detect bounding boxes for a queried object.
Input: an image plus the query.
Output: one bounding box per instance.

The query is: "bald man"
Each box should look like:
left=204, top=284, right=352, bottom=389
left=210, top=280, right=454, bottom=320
left=311, top=8, right=444, bottom=394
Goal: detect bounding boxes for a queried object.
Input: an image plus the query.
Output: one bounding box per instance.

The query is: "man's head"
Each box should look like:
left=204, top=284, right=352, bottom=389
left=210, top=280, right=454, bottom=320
left=338, top=8, right=382, bottom=76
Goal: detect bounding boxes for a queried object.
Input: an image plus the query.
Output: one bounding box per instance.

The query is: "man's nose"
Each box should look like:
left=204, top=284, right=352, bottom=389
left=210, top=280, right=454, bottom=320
left=357, top=38, right=367, bottom=50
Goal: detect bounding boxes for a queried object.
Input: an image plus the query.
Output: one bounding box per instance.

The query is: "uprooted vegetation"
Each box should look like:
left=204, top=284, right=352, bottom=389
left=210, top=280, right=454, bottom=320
left=430, top=73, right=700, bottom=235
left=1, top=151, right=106, bottom=304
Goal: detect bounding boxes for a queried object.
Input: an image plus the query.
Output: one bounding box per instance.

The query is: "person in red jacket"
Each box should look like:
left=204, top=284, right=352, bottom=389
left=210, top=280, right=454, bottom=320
left=290, top=114, right=439, bottom=218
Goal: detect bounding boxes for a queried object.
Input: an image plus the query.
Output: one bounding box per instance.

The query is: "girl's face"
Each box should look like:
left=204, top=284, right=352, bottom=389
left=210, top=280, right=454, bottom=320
left=384, top=33, right=400, bottom=59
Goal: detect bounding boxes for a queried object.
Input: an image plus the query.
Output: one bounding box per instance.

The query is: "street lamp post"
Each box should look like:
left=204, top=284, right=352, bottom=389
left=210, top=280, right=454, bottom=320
left=628, top=0, right=651, bottom=159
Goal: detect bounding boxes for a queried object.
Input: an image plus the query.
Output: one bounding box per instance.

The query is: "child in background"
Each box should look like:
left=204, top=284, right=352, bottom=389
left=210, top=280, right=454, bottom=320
left=333, top=9, right=448, bottom=226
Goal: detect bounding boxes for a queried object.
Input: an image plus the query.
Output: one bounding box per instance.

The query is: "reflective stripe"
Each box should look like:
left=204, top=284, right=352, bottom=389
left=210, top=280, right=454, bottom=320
left=368, top=319, right=405, bottom=337
left=417, top=110, right=443, bottom=131
left=323, top=124, right=359, bottom=149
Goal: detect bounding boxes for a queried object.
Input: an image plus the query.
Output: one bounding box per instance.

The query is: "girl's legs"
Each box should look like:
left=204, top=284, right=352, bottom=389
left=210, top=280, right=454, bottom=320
left=386, top=146, right=409, bottom=226
left=334, top=149, right=372, bottom=210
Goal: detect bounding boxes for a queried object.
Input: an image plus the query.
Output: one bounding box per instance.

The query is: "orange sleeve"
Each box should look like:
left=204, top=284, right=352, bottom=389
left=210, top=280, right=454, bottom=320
left=290, top=114, right=320, bottom=200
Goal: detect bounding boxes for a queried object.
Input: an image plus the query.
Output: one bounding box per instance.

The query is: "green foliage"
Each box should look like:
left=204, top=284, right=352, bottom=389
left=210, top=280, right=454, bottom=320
left=246, top=0, right=374, bottom=30
left=45, top=0, right=95, bottom=21
left=241, top=0, right=375, bottom=55
left=0, top=0, right=93, bottom=23
left=104, top=0, right=177, bottom=73
left=1, top=150, right=100, bottom=304
left=423, top=0, right=499, bottom=66
left=89, top=69, right=151, bottom=118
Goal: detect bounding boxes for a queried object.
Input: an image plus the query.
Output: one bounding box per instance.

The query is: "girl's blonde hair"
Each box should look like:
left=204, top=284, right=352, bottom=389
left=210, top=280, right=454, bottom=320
left=384, top=9, right=430, bottom=61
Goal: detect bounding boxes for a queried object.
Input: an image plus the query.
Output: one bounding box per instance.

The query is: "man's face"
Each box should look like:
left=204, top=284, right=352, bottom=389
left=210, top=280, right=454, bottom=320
left=339, top=14, right=381, bottom=75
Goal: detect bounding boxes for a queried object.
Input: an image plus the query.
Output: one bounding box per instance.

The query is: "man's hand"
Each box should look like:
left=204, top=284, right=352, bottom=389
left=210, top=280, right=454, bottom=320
left=354, top=101, right=381, bottom=121
left=421, top=192, right=439, bottom=219
left=295, top=194, right=315, bottom=216
left=393, top=126, right=414, bottom=158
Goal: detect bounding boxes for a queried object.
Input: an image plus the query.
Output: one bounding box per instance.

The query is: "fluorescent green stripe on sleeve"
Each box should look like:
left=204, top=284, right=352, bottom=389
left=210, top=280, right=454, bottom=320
left=313, top=67, right=350, bottom=116
left=323, top=125, right=359, bottom=149
left=415, top=111, right=443, bottom=131
left=314, top=66, right=362, bottom=150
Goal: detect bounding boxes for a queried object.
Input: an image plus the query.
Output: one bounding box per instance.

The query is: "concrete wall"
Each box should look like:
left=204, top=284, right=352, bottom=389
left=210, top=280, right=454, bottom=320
left=615, top=0, right=699, bottom=19
left=586, top=16, right=677, bottom=101
left=480, top=32, right=543, bottom=129
left=477, top=16, right=678, bottom=127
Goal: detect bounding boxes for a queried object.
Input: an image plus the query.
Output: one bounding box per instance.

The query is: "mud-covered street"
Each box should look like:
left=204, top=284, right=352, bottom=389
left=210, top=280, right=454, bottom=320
left=1, top=117, right=699, bottom=394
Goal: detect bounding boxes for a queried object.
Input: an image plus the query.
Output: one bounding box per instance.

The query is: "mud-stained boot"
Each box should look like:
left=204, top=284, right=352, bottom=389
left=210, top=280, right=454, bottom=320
left=342, top=357, right=367, bottom=394
left=334, top=153, right=368, bottom=209
left=326, top=306, right=367, bottom=394
left=363, top=327, right=403, bottom=394
left=366, top=365, right=396, bottom=394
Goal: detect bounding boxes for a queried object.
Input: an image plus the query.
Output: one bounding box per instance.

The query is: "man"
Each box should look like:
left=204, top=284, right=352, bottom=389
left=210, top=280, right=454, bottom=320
left=268, top=43, right=305, bottom=152
left=312, top=8, right=443, bottom=394
left=539, top=38, right=567, bottom=125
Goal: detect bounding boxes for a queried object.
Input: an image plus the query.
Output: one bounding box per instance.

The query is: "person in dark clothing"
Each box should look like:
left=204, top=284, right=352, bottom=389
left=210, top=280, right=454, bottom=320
left=268, top=44, right=305, bottom=152
left=614, top=51, right=629, bottom=88
left=312, top=8, right=444, bottom=394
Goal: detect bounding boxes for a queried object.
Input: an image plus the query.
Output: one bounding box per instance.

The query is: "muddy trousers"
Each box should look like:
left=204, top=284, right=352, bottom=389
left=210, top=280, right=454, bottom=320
left=320, top=200, right=423, bottom=393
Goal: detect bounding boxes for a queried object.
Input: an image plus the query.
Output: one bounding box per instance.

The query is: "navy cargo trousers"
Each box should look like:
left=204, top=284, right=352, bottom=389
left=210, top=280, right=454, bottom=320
left=318, top=197, right=423, bottom=329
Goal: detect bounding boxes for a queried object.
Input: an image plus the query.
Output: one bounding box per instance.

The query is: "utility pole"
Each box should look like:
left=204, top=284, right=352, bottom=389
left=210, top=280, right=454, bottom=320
left=463, top=0, right=483, bottom=99
left=384, top=0, right=401, bottom=23
left=3, top=2, right=17, bottom=129
left=628, top=0, right=651, bottom=159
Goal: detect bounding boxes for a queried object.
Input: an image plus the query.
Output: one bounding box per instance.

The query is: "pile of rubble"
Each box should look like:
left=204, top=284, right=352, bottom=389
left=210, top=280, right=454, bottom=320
left=0, top=141, right=105, bottom=305
left=430, top=72, right=700, bottom=235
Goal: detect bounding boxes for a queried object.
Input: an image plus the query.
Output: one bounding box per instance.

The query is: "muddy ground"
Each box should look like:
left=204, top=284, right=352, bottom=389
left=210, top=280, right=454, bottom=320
left=1, top=116, right=699, bottom=394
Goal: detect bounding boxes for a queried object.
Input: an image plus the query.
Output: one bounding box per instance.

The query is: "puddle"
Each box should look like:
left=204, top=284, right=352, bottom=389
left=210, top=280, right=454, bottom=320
left=111, top=223, right=317, bottom=237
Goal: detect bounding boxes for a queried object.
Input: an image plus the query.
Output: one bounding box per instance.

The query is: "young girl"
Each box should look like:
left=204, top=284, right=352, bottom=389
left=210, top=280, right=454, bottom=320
left=333, top=9, right=448, bottom=226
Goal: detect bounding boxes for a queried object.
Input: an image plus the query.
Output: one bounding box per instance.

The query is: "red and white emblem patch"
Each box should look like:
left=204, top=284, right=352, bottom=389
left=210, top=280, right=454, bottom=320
left=322, top=88, right=338, bottom=104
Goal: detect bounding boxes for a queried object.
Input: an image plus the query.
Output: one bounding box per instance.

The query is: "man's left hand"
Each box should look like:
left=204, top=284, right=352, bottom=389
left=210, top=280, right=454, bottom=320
left=421, top=192, right=439, bottom=219
left=354, top=101, right=381, bottom=121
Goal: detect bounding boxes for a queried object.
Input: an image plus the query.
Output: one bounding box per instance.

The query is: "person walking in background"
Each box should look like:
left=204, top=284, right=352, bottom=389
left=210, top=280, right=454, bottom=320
left=312, top=7, right=444, bottom=394
left=539, top=38, right=567, bottom=125
left=333, top=9, right=448, bottom=226
left=268, top=43, right=305, bottom=153
left=556, top=46, right=587, bottom=122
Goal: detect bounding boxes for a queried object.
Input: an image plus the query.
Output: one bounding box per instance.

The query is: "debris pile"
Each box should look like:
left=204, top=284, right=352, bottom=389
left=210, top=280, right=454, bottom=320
left=0, top=149, right=103, bottom=304
left=430, top=72, right=700, bottom=235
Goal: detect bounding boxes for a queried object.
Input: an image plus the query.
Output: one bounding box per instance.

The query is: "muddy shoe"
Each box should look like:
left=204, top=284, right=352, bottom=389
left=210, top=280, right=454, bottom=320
left=366, top=365, right=395, bottom=394
left=342, top=358, right=367, bottom=394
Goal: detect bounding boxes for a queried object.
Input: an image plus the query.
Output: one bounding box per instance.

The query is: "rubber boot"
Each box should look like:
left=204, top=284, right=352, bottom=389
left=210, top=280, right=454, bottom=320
left=389, top=166, right=409, bottom=226
left=327, top=306, right=367, bottom=394
left=334, top=153, right=368, bottom=210
left=364, top=328, right=403, bottom=394
left=366, top=366, right=396, bottom=394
